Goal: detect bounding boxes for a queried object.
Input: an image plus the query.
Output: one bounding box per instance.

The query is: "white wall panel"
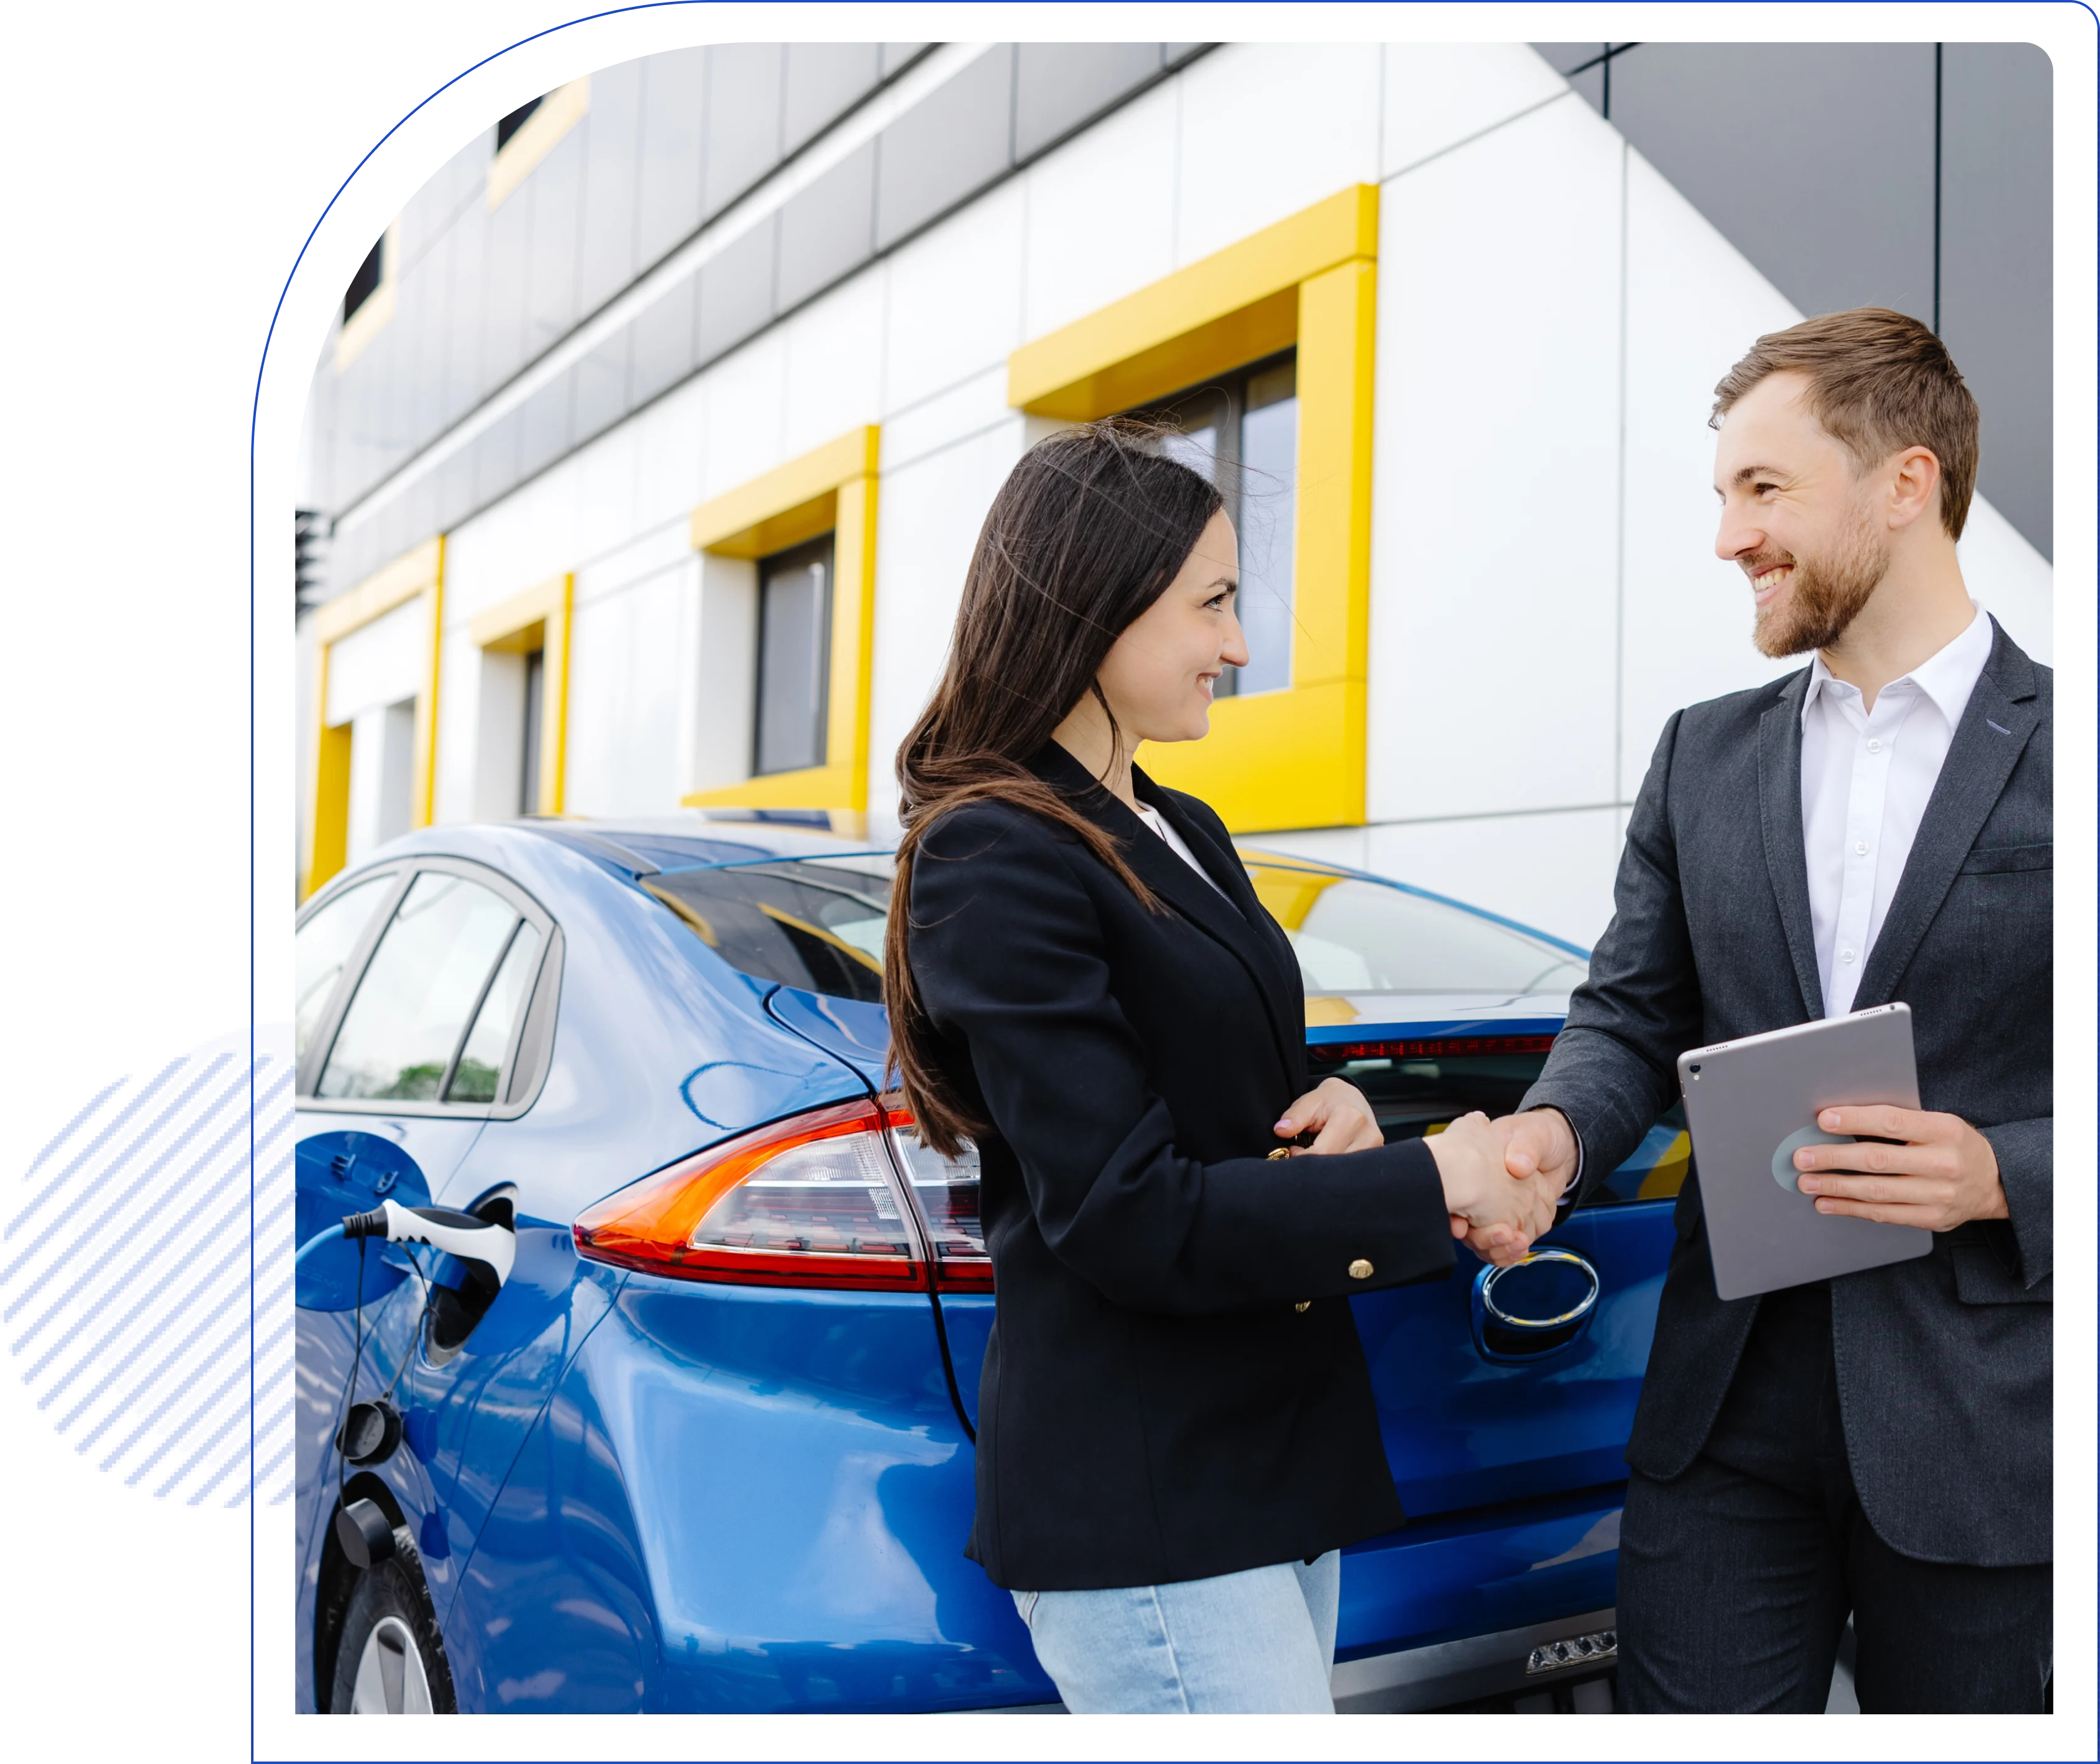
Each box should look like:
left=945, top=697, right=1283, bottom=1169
left=1020, top=84, right=1177, bottom=339
left=1365, top=808, right=1622, bottom=948
left=684, top=553, right=756, bottom=795
left=431, top=634, right=482, bottom=824
left=1380, top=43, right=1570, bottom=178
left=700, top=330, right=789, bottom=501
left=865, top=420, right=1026, bottom=834
left=1956, top=494, right=2052, bottom=663
left=325, top=595, right=423, bottom=724
left=564, top=563, right=687, bottom=816
left=1176, top=44, right=1381, bottom=267
left=573, top=417, right=642, bottom=568
left=472, top=649, right=527, bottom=821
left=1620, top=149, right=1797, bottom=801
left=1369, top=96, right=1623, bottom=825
left=782, top=267, right=885, bottom=459
left=881, top=363, right=1010, bottom=473
left=884, top=180, right=1025, bottom=414
left=630, top=376, right=708, bottom=535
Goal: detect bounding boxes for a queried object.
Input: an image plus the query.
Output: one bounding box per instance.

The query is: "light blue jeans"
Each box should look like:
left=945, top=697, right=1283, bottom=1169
left=1011, top=1552, right=1340, bottom=1713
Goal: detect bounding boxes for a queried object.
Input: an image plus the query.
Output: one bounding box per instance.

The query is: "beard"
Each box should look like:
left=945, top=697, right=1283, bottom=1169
left=1748, top=509, right=1891, bottom=658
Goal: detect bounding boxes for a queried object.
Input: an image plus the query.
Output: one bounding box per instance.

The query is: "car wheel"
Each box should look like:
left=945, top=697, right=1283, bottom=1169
left=329, top=1557, right=457, bottom=1714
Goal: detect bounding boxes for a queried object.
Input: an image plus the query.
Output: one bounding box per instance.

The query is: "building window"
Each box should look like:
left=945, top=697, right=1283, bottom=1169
left=754, top=534, right=835, bottom=776
left=1134, top=350, right=1298, bottom=697
left=495, top=97, right=544, bottom=151
left=519, top=646, right=546, bottom=813
left=343, top=236, right=385, bottom=324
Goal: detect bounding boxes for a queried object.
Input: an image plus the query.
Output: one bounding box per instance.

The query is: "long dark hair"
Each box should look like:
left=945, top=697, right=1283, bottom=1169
left=882, top=419, right=1225, bottom=1153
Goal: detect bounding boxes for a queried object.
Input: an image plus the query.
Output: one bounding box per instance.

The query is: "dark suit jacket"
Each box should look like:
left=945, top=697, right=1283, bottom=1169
left=907, top=743, right=1456, bottom=1591
left=1525, top=618, right=2050, bottom=1567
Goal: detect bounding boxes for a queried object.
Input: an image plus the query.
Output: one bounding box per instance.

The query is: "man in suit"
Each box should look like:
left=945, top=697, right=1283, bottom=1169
left=1487, top=309, right=2051, bottom=1711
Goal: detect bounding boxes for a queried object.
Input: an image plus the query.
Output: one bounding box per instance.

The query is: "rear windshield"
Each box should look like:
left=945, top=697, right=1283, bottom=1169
left=644, top=854, right=1586, bottom=1006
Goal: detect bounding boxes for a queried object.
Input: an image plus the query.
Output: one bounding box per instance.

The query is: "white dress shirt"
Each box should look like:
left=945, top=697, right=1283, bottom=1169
left=1134, top=802, right=1231, bottom=901
left=1799, top=604, right=1994, bottom=1017
left=1546, top=603, right=1994, bottom=1205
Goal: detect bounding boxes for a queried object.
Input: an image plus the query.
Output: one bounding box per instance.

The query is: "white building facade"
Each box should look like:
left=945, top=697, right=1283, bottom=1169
left=297, top=40, right=2053, bottom=947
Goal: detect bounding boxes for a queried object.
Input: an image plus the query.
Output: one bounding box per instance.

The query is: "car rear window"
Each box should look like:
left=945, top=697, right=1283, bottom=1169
left=645, top=854, right=1587, bottom=1006
left=644, top=858, right=891, bottom=1004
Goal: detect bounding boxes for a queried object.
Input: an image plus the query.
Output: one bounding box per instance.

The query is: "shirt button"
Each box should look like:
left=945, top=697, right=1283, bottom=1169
left=1348, top=1258, right=1374, bottom=1280
left=1841, top=947, right=1857, bottom=965
left=1866, top=739, right=1883, bottom=753
left=1854, top=840, right=1869, bottom=856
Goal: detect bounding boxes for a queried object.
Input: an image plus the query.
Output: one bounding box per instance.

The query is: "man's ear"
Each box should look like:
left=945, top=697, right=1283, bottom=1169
left=1885, top=445, right=1943, bottom=532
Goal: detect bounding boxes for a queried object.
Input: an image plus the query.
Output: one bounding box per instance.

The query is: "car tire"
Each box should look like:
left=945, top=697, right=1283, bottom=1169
left=329, top=1554, right=457, bottom=1714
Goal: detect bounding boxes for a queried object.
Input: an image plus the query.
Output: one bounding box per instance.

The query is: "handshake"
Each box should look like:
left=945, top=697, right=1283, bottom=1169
left=1274, top=1079, right=1579, bottom=1270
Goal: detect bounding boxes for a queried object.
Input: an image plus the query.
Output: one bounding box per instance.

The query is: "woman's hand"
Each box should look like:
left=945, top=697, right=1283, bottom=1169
left=1273, top=1078, right=1384, bottom=1157
left=1423, top=1113, right=1556, bottom=1267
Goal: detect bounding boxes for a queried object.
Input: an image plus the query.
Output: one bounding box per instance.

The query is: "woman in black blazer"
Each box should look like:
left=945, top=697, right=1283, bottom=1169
left=883, top=422, right=1554, bottom=1713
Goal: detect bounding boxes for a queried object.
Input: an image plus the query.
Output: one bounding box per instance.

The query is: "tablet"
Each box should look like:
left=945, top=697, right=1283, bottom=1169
left=1676, top=1003, right=1932, bottom=1302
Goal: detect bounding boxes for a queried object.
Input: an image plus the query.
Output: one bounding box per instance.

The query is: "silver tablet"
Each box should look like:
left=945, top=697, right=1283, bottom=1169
left=1676, top=1003, right=1932, bottom=1302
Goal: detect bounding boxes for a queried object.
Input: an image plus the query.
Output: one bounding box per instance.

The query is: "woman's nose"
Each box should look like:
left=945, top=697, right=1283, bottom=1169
left=1221, top=612, right=1251, bottom=669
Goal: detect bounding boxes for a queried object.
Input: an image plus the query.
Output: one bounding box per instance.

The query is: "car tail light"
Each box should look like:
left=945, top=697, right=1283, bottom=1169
left=573, top=1100, right=926, bottom=1290
left=883, top=1111, right=994, bottom=1292
left=1309, top=1032, right=1558, bottom=1066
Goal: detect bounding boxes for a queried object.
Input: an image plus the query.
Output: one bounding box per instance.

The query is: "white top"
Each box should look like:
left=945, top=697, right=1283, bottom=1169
left=1799, top=604, right=1993, bottom=1017
left=1134, top=802, right=1231, bottom=900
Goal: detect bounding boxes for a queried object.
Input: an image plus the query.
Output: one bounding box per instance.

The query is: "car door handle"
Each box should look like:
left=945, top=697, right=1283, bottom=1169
left=1470, top=1249, right=1600, bottom=1362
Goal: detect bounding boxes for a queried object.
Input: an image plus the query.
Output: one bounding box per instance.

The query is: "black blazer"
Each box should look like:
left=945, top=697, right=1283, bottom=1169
left=906, top=743, right=1456, bottom=1591
left=1526, top=619, right=2050, bottom=1567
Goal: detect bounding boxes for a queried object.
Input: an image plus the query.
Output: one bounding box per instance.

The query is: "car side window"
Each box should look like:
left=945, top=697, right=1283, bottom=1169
left=445, top=922, right=544, bottom=1103
left=317, top=873, right=523, bottom=1102
left=294, top=875, right=395, bottom=1063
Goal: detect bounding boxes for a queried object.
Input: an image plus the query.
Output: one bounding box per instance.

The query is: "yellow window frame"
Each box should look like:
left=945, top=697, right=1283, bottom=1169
left=468, top=573, right=575, bottom=817
left=682, top=425, right=880, bottom=814
left=304, top=536, right=444, bottom=899
left=1007, top=184, right=1379, bottom=832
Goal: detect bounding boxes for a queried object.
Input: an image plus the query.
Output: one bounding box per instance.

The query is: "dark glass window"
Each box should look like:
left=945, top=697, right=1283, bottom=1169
left=342, top=237, right=384, bottom=323
left=644, top=857, right=890, bottom=1003
left=1129, top=350, right=1298, bottom=697
left=520, top=647, right=545, bottom=814
left=495, top=96, right=544, bottom=150
left=754, top=533, right=834, bottom=775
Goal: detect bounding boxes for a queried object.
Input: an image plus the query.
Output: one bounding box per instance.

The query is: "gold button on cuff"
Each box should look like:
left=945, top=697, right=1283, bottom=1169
left=1267, top=1147, right=1292, bottom=1162
left=1294, top=1300, right=1312, bottom=1313
left=1348, top=1258, right=1374, bottom=1280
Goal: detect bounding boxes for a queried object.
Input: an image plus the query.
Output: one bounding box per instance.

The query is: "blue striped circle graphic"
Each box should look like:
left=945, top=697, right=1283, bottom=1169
left=2, top=1035, right=293, bottom=1507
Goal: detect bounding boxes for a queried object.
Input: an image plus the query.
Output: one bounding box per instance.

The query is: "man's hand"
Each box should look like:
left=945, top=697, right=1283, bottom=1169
left=1425, top=1114, right=1560, bottom=1266
left=1274, top=1078, right=1384, bottom=1157
left=1446, top=1109, right=1579, bottom=1262
left=1792, top=1104, right=2007, bottom=1231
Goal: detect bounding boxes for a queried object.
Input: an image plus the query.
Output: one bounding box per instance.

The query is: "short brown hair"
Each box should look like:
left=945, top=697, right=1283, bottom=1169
left=1711, top=307, right=1979, bottom=540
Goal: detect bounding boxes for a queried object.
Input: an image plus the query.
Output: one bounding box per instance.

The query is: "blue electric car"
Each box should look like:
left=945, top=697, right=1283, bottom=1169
left=292, top=815, right=1687, bottom=1714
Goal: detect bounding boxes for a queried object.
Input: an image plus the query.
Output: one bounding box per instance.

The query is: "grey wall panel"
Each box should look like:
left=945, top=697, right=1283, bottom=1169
left=430, top=451, right=476, bottom=542
left=471, top=411, right=524, bottom=507
left=705, top=44, right=786, bottom=219
left=775, top=141, right=875, bottom=311
left=1530, top=40, right=1605, bottom=108
left=636, top=48, right=708, bottom=271
left=628, top=275, right=698, bottom=406
left=480, top=183, right=534, bottom=391
left=1940, top=43, right=2052, bottom=557
left=875, top=45, right=1015, bottom=251
left=523, top=127, right=587, bottom=357
left=572, top=328, right=633, bottom=440
left=697, top=215, right=778, bottom=363
left=516, top=373, right=576, bottom=481
left=784, top=43, right=882, bottom=155
left=404, top=229, right=454, bottom=445
left=880, top=42, right=929, bottom=78
left=437, top=206, right=487, bottom=434
left=1013, top=42, right=1164, bottom=161
left=1609, top=43, right=1937, bottom=325
left=577, top=57, right=644, bottom=316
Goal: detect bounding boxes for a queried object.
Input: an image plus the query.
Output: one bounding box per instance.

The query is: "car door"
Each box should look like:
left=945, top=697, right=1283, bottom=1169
left=294, top=858, right=565, bottom=1602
